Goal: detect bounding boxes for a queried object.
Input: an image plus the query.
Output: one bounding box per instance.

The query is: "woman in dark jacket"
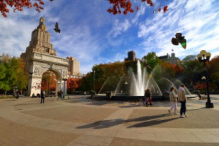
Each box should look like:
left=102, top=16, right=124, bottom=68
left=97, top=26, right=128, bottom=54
left=144, top=88, right=152, bottom=106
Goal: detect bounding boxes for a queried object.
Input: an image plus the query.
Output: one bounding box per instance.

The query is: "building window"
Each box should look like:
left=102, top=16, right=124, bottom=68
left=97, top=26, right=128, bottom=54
left=46, top=48, right=49, bottom=52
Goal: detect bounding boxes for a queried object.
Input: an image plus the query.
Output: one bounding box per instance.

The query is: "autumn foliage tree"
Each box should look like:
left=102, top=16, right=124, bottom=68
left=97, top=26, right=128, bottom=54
left=92, top=62, right=126, bottom=93
left=107, top=0, right=168, bottom=15
left=0, top=55, right=28, bottom=96
left=181, top=59, right=203, bottom=86
left=0, top=0, right=53, bottom=17
left=208, top=55, right=219, bottom=91
left=142, top=52, right=160, bottom=73
left=160, top=61, right=176, bottom=80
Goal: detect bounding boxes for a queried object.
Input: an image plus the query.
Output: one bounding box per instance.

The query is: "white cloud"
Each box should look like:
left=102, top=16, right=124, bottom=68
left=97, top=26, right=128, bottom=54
left=137, top=0, right=219, bottom=59
left=1, top=0, right=219, bottom=75
left=108, top=19, right=131, bottom=38
left=51, top=25, right=104, bottom=74
left=132, top=3, right=147, bottom=24
left=0, top=15, right=37, bottom=57
left=0, top=1, right=107, bottom=74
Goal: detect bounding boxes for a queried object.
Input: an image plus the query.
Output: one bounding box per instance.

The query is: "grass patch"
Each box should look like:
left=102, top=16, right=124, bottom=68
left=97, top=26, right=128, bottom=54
left=0, top=95, right=15, bottom=99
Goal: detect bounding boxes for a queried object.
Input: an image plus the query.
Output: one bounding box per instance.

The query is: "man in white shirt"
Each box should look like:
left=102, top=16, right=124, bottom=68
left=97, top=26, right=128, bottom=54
left=177, top=85, right=188, bottom=118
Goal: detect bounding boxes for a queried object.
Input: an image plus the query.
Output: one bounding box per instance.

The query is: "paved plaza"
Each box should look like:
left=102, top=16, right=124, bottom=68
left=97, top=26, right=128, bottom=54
left=1, top=95, right=219, bottom=146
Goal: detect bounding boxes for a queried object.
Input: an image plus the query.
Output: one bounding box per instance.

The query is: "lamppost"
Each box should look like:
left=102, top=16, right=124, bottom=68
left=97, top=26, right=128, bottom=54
left=202, top=76, right=207, bottom=95
left=93, top=70, right=96, bottom=92
left=57, top=81, right=60, bottom=97
left=63, top=76, right=67, bottom=98
left=124, top=81, right=128, bottom=94
left=197, top=50, right=213, bottom=108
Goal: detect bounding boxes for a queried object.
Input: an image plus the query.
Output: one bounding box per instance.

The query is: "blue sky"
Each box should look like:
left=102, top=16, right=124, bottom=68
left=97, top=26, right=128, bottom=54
left=0, top=0, right=219, bottom=74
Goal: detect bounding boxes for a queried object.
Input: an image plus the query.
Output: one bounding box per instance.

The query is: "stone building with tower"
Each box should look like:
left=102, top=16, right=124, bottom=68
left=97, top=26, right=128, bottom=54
left=123, top=50, right=180, bottom=65
left=124, top=51, right=136, bottom=61
left=20, top=17, right=80, bottom=96
left=158, top=52, right=180, bottom=65
left=21, top=17, right=57, bottom=72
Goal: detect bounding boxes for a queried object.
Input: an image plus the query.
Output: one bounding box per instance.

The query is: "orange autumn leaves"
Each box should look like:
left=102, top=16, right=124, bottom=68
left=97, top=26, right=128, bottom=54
left=1, top=0, right=169, bottom=17
left=0, top=0, right=53, bottom=17
left=107, top=0, right=168, bottom=15
left=107, top=0, right=134, bottom=15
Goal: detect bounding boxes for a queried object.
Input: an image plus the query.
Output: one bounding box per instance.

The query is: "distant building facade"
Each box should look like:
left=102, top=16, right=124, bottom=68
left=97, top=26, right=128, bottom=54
left=158, top=53, right=180, bottom=65
left=66, top=57, right=80, bottom=76
left=123, top=50, right=179, bottom=65
left=125, top=51, right=136, bottom=61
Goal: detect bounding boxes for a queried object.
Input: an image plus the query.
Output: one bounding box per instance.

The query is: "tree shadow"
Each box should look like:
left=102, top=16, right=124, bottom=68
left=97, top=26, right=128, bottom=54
left=76, top=113, right=177, bottom=129
left=120, top=104, right=140, bottom=108
left=77, top=119, right=125, bottom=129
left=14, top=103, right=40, bottom=106
left=0, top=99, right=17, bottom=101
left=186, top=107, right=205, bottom=111
left=127, top=117, right=178, bottom=128
left=126, top=113, right=170, bottom=123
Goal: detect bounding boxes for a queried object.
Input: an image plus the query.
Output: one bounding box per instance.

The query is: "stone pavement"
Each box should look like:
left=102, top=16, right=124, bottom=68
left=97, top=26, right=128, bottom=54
left=0, top=95, right=219, bottom=146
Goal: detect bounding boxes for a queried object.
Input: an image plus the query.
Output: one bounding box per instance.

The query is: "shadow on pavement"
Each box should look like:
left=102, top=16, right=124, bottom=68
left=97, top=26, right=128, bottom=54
left=76, top=113, right=176, bottom=129
left=77, top=119, right=124, bottom=129
left=127, top=117, right=178, bottom=128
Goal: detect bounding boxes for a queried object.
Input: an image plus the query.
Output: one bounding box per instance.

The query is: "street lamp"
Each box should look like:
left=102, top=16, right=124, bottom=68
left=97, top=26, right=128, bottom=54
left=63, top=76, right=68, bottom=98
left=124, top=81, right=128, bottom=94
left=197, top=50, right=213, bottom=108
left=93, top=71, right=96, bottom=92
left=202, top=76, right=207, bottom=95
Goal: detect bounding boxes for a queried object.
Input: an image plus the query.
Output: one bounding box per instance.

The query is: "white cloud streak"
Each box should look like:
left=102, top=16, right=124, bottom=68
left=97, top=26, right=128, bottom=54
left=1, top=0, right=219, bottom=75
left=137, top=0, right=219, bottom=59
left=108, top=19, right=131, bottom=38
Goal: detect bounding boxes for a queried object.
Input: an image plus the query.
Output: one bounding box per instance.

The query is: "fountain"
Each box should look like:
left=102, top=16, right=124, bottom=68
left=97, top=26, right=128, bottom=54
left=95, top=60, right=197, bottom=100
left=161, top=78, right=178, bottom=93
left=98, top=77, right=109, bottom=95
left=174, top=79, right=192, bottom=95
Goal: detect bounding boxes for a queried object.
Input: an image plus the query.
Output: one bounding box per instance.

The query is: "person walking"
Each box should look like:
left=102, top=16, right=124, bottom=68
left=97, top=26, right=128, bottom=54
left=177, top=85, right=187, bottom=118
left=60, top=90, right=63, bottom=100
left=16, top=90, right=20, bottom=99
left=40, top=90, right=45, bottom=104
left=168, top=87, right=178, bottom=114
left=57, top=91, right=61, bottom=100
left=144, top=88, right=152, bottom=106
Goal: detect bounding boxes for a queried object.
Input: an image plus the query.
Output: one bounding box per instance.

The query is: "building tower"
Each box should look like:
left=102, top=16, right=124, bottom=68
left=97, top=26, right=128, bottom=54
left=20, top=17, right=57, bottom=72
left=67, top=57, right=80, bottom=76
left=125, top=51, right=136, bottom=61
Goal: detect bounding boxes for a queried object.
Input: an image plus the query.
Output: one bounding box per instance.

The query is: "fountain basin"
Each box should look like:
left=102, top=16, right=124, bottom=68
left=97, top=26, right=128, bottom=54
left=92, top=94, right=198, bottom=101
